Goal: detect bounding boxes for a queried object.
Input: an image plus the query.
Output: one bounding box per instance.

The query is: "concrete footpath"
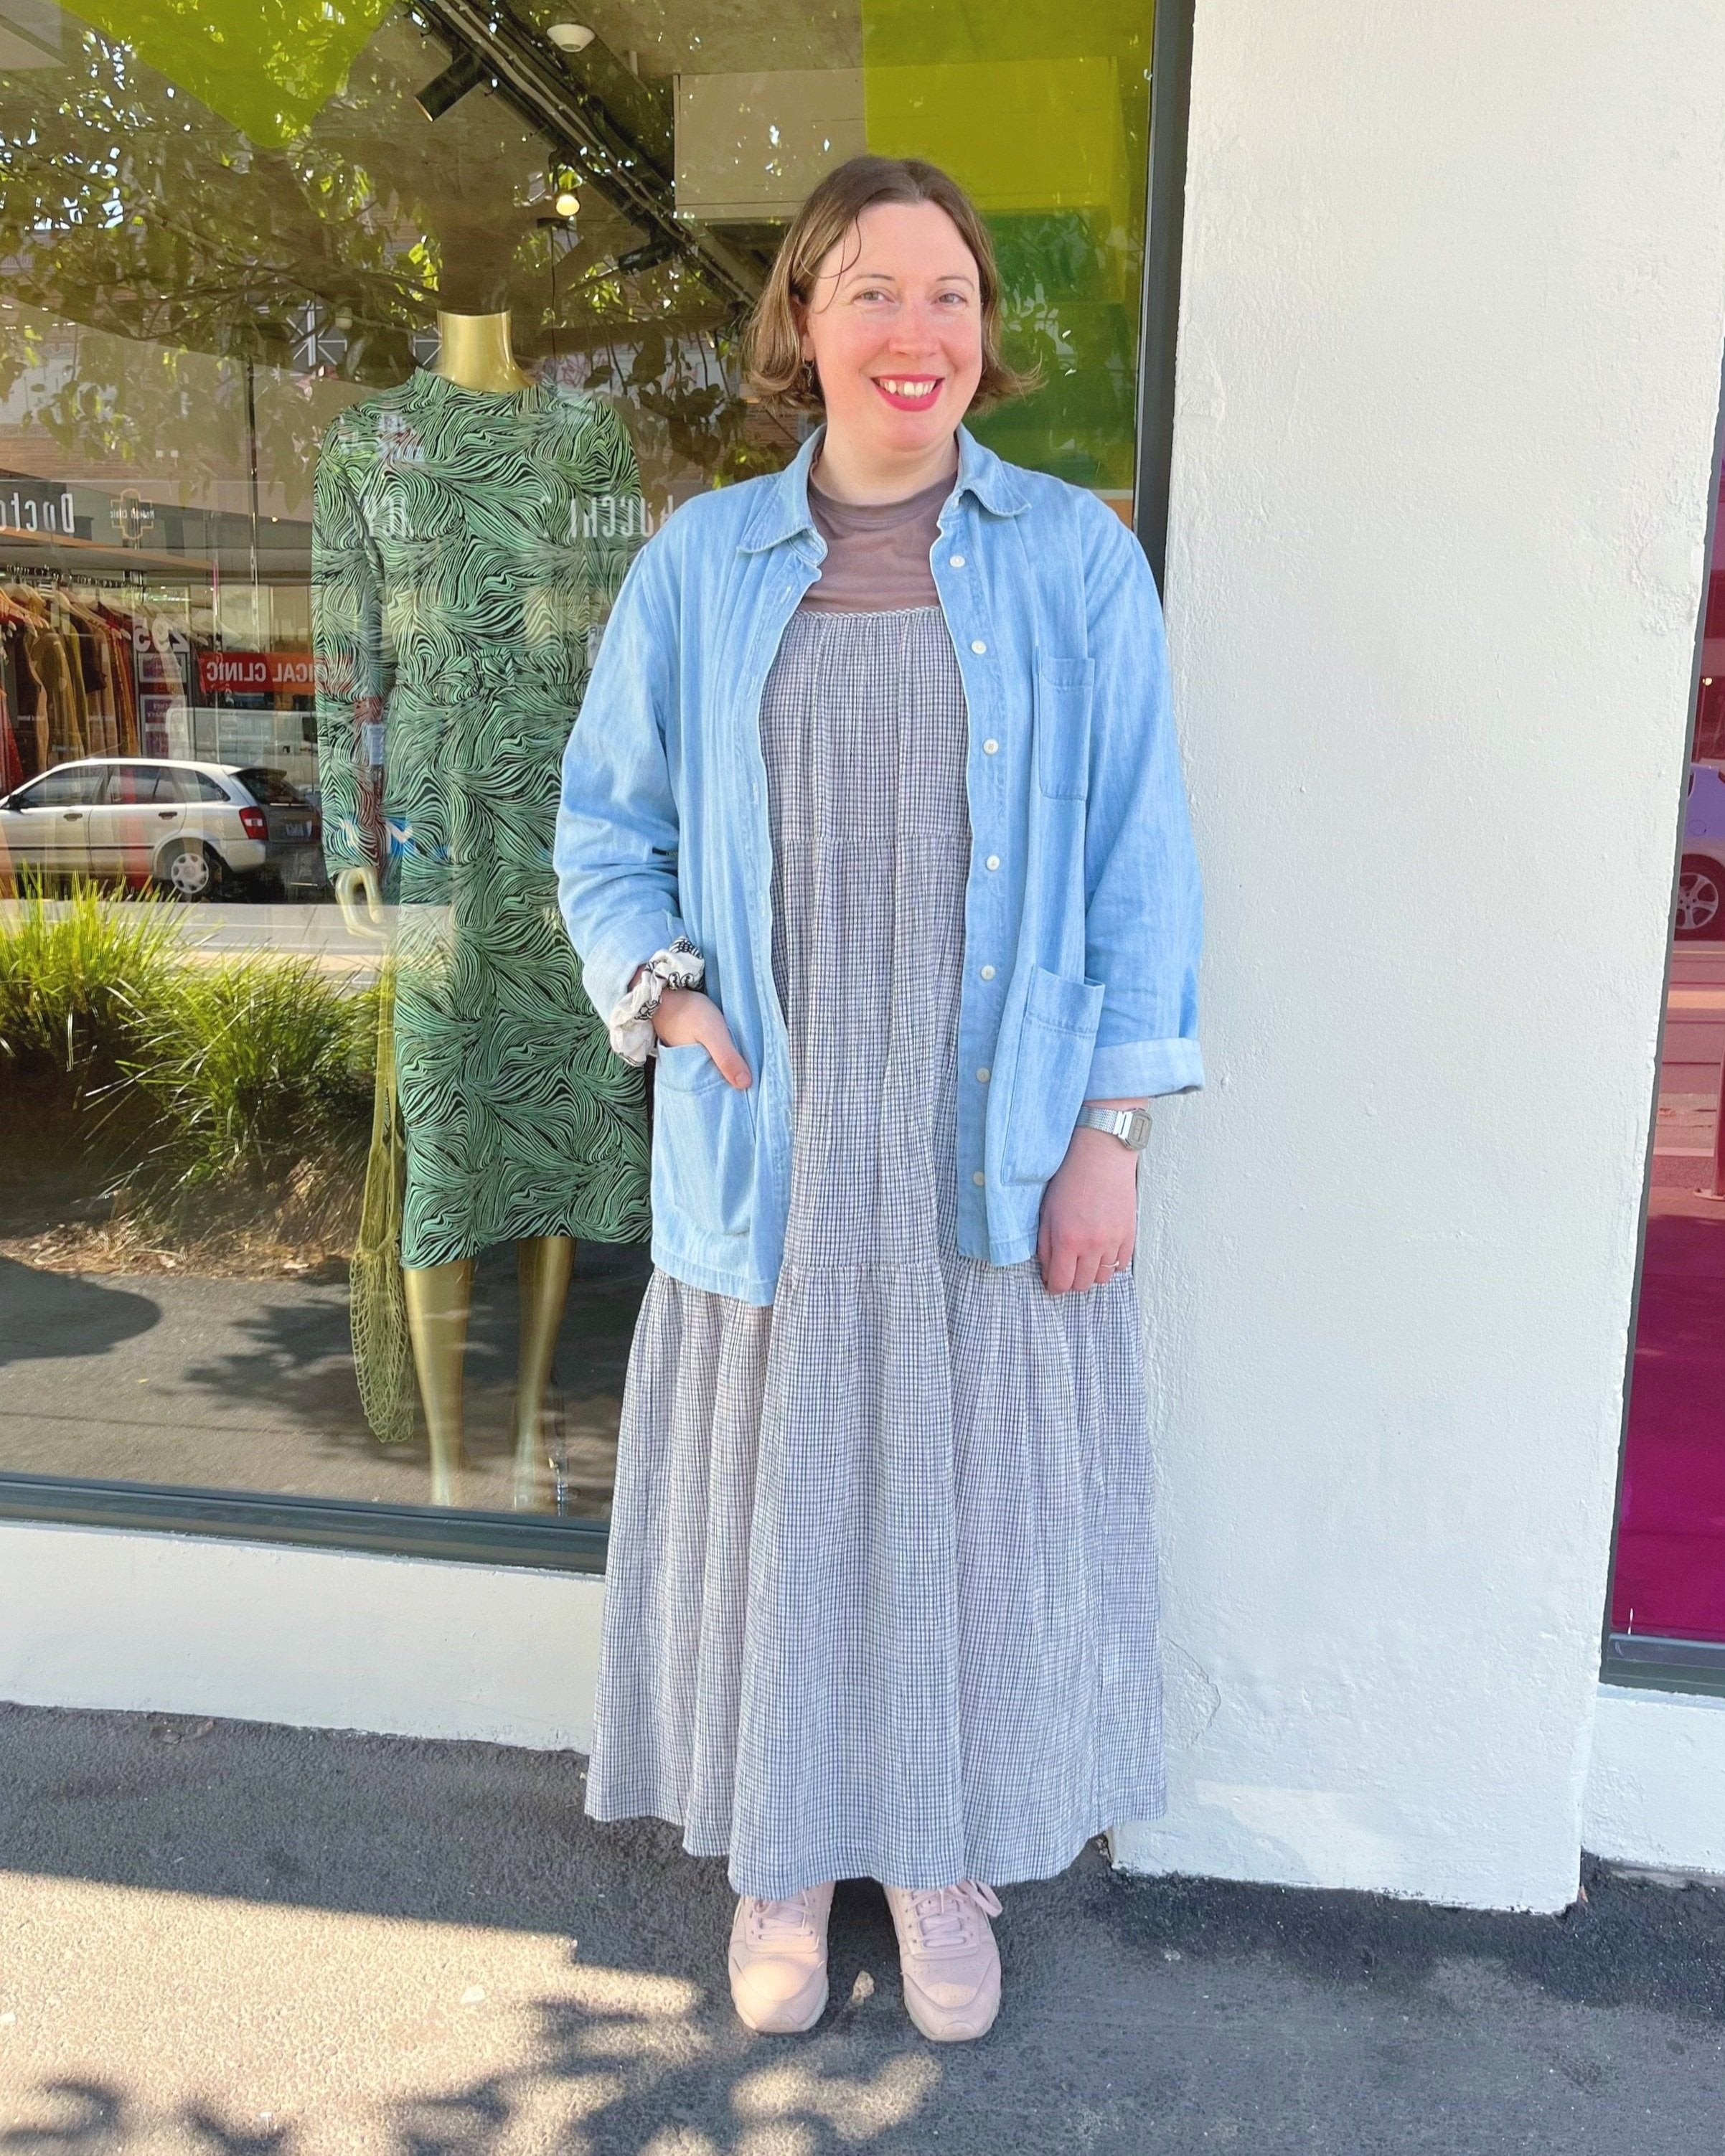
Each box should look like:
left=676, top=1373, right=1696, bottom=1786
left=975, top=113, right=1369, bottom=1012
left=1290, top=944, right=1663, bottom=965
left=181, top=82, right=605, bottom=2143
left=0, top=1703, right=1721, bottom=2154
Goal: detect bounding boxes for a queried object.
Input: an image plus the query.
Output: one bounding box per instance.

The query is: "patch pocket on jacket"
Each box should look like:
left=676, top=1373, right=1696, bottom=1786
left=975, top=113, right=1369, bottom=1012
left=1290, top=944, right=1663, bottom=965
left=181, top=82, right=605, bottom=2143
left=651, top=1042, right=756, bottom=1240
left=1035, top=657, right=1096, bottom=800
left=1000, top=965, right=1107, bottom=1186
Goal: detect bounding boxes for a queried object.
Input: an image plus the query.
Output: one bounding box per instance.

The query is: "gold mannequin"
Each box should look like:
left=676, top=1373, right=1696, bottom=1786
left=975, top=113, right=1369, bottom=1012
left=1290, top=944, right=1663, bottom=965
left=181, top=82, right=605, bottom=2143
left=334, top=307, right=573, bottom=1510
left=430, top=307, right=534, bottom=393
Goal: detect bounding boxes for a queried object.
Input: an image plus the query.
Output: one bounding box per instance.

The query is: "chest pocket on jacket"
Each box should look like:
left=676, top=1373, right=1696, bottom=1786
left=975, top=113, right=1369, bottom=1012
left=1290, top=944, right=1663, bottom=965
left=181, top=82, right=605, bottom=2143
left=1035, top=657, right=1094, bottom=799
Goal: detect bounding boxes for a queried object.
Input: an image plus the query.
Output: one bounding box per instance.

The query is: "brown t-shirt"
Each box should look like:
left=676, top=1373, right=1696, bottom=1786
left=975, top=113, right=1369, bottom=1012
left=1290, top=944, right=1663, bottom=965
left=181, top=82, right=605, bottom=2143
left=802, top=463, right=951, bottom=612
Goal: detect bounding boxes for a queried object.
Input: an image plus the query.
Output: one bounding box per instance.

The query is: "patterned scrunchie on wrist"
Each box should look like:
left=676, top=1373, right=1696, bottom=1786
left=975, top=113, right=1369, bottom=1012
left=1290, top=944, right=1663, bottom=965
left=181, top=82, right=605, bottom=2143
left=606, top=936, right=706, bottom=1065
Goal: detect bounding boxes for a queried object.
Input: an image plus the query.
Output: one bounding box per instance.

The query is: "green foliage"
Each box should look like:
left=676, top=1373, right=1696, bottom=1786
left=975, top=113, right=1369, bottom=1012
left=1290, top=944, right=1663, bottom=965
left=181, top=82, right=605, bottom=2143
left=0, top=883, right=174, bottom=1091
left=974, top=212, right=1142, bottom=492
left=0, top=22, right=435, bottom=387
left=123, top=956, right=376, bottom=1201
left=70, top=0, right=397, bottom=150
left=0, top=888, right=375, bottom=1215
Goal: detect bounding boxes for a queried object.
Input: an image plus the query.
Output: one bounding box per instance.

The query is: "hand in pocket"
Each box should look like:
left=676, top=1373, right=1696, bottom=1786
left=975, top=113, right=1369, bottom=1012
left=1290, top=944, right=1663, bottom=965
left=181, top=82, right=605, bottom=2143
left=652, top=985, right=751, bottom=1089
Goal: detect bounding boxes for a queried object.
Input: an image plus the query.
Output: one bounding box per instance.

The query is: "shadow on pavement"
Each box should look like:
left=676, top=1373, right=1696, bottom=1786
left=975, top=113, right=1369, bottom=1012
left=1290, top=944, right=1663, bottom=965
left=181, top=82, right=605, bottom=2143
left=169, top=1240, right=649, bottom=1451
left=1, top=1703, right=1724, bottom=2153
left=0, top=1256, right=159, bottom=1368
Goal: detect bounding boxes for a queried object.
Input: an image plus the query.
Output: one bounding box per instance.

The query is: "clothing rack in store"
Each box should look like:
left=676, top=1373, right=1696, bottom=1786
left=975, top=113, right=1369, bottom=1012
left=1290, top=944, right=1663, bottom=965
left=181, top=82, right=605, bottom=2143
left=0, top=527, right=208, bottom=582
left=0, top=562, right=149, bottom=590
left=0, top=569, right=192, bottom=792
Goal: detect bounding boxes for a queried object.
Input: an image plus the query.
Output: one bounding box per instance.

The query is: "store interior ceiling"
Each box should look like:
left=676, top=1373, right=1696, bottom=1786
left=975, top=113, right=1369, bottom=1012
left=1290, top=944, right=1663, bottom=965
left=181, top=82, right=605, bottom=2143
left=0, top=0, right=1153, bottom=557
left=0, top=0, right=870, bottom=385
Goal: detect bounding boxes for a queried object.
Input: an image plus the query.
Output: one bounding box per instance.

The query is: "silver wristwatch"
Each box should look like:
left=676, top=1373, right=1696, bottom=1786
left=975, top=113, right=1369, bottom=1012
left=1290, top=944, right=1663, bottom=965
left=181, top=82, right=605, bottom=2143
left=1075, top=1104, right=1153, bottom=1152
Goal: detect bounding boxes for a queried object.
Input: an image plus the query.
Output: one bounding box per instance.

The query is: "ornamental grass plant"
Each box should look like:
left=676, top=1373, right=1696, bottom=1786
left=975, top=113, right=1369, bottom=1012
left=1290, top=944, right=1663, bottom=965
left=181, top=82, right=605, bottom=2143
left=0, top=880, right=174, bottom=1095
left=0, top=884, right=375, bottom=1248
left=123, top=954, right=375, bottom=1202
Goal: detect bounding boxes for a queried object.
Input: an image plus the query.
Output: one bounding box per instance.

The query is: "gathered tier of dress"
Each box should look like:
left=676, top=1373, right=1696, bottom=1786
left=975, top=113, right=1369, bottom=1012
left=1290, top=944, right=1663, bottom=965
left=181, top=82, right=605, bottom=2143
left=584, top=600, right=1167, bottom=1898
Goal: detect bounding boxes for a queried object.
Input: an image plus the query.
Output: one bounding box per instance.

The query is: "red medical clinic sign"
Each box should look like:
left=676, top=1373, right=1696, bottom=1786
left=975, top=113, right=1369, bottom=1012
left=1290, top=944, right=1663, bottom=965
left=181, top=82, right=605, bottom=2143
left=196, top=649, right=315, bottom=698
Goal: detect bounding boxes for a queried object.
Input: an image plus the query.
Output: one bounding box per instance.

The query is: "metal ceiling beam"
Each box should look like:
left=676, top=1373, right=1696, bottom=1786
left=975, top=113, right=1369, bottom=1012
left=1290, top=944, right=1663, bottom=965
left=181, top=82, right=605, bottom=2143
left=412, top=0, right=763, bottom=311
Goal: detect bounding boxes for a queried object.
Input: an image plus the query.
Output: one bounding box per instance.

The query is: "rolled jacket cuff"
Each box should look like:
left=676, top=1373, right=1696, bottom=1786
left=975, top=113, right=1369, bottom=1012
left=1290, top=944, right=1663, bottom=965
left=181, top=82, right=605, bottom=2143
left=606, top=936, right=705, bottom=1065
left=576, top=906, right=691, bottom=1024
left=1086, top=1035, right=1205, bottom=1100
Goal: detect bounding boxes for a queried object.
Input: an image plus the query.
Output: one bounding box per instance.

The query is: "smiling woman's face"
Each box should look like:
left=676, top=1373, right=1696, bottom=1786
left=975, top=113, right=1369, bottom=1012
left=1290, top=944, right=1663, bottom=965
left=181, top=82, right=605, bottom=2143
left=796, top=199, right=984, bottom=471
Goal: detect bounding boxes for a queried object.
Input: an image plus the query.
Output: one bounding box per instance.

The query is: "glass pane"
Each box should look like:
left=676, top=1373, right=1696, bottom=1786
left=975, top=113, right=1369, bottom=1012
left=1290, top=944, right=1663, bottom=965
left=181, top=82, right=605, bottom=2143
left=1614, top=436, right=1725, bottom=1644
left=232, top=766, right=310, bottom=806
left=0, top=0, right=1160, bottom=1525
left=103, top=764, right=165, bottom=805
left=863, top=0, right=1155, bottom=509
left=8, top=762, right=98, bottom=806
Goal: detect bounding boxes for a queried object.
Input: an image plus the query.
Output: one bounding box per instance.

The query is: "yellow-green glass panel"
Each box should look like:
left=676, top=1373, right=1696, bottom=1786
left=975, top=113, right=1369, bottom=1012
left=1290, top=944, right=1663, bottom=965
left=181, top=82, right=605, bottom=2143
left=862, top=0, right=1155, bottom=496
left=65, top=0, right=395, bottom=146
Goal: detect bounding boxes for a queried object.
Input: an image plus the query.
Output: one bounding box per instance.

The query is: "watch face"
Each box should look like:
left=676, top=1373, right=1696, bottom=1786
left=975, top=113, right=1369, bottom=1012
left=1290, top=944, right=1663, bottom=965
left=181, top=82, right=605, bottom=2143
left=1081, top=1106, right=1152, bottom=1149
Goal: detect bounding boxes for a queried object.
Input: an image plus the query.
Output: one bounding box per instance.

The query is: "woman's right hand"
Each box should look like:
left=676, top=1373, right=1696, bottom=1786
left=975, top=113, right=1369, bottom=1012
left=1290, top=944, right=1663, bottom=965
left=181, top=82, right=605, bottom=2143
left=652, top=986, right=752, bottom=1089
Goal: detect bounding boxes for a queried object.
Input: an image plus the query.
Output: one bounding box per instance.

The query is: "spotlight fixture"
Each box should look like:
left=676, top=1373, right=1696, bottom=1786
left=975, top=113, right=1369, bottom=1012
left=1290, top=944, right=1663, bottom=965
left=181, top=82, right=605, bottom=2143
left=546, top=22, right=595, bottom=52
left=414, top=45, right=488, bottom=121
left=553, top=188, right=581, bottom=219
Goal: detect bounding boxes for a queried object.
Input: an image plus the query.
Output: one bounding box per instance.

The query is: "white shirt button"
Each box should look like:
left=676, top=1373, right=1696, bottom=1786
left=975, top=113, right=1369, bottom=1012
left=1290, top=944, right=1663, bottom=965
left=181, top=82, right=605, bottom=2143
left=970, top=639, right=987, bottom=654
left=982, top=738, right=998, bottom=755
left=972, top=1169, right=987, bottom=1186
left=950, top=554, right=966, bottom=568
left=984, top=854, right=1000, bottom=871
left=979, top=964, right=995, bottom=980
left=977, top=1065, right=991, bottom=1083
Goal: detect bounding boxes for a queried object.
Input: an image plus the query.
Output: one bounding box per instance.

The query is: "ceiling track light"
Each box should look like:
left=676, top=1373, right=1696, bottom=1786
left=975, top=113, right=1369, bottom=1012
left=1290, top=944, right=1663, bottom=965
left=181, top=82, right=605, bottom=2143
left=411, top=0, right=760, bottom=306
left=415, top=45, right=489, bottom=121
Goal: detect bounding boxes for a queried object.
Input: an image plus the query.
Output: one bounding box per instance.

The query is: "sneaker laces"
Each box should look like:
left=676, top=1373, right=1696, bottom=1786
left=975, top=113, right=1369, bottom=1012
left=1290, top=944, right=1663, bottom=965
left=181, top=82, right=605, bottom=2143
left=746, top=1888, right=820, bottom=1946
left=902, top=1878, right=1003, bottom=1953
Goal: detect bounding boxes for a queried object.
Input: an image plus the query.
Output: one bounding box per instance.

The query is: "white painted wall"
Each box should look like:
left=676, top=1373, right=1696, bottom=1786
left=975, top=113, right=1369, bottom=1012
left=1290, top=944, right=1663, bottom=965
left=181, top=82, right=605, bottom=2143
left=1583, top=1687, right=1725, bottom=1878
left=1114, top=1, right=1725, bottom=1908
left=0, top=1520, right=603, bottom=1751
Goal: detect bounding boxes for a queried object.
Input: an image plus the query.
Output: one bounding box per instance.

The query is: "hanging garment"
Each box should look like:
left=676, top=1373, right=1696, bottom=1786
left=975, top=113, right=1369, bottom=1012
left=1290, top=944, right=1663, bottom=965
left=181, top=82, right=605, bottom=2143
left=0, top=672, right=21, bottom=794
left=97, top=607, right=139, bottom=756
left=56, top=611, right=91, bottom=761
left=71, top=605, right=120, bottom=757
left=313, top=369, right=651, bottom=1267
left=17, top=597, right=83, bottom=764
left=1, top=605, right=48, bottom=780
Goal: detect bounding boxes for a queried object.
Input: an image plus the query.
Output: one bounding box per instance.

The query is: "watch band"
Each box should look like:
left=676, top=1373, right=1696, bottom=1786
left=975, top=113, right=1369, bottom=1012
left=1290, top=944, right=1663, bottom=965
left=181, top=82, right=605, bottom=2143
left=1075, top=1104, right=1153, bottom=1152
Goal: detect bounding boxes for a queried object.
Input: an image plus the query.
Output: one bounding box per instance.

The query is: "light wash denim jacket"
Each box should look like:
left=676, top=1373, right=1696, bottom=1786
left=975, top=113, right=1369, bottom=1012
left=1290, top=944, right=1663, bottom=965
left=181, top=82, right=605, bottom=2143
left=555, top=423, right=1203, bottom=1305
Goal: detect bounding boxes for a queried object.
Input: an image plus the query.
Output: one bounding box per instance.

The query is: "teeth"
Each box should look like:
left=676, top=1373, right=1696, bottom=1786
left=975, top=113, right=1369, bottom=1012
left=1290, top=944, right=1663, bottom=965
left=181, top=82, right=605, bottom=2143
left=880, top=378, right=938, bottom=396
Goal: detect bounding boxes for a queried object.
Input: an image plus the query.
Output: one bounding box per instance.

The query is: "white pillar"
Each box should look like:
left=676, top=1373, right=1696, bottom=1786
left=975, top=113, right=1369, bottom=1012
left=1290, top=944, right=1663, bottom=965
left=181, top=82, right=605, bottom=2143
left=1118, top=0, right=1725, bottom=1909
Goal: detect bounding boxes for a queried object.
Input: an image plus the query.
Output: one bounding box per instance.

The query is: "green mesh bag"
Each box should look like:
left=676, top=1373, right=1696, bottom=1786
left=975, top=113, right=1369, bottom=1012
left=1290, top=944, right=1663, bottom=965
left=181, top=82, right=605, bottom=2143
left=351, top=962, right=417, bottom=1444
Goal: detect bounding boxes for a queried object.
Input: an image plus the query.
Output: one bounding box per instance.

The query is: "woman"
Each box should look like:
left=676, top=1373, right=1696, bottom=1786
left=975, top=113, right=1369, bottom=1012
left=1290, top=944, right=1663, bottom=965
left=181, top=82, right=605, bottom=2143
left=555, top=154, right=1203, bottom=2043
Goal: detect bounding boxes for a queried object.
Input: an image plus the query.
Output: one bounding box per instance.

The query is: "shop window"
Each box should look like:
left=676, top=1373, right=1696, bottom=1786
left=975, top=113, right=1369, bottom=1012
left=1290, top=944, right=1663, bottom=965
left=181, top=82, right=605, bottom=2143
left=0, top=0, right=1168, bottom=1559
left=1609, top=423, right=1725, bottom=1686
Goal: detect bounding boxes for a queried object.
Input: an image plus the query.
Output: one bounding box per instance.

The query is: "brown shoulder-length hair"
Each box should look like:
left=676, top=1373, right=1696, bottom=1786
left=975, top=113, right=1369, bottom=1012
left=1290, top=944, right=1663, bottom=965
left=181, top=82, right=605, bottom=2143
left=741, top=154, right=1038, bottom=417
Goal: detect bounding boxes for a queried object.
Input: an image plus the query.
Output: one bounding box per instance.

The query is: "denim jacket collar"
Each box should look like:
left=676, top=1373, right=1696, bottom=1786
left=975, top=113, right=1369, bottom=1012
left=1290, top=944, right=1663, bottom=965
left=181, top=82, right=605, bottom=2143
left=738, top=420, right=1029, bottom=555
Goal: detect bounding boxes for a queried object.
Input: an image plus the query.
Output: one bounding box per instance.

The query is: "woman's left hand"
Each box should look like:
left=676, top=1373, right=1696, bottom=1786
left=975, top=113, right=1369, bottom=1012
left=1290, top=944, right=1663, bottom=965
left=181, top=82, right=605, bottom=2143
left=1036, top=1126, right=1139, bottom=1294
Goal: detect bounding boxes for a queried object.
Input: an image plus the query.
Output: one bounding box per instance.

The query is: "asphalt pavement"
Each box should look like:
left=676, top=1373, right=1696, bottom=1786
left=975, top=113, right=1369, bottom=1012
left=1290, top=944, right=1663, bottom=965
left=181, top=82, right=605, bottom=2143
left=0, top=1240, right=649, bottom=1515
left=0, top=1701, right=1721, bottom=2154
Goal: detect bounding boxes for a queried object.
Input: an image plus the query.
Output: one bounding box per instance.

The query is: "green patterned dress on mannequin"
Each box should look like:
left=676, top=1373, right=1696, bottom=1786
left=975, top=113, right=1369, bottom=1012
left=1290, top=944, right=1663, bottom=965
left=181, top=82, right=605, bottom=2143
left=313, top=369, right=650, bottom=1267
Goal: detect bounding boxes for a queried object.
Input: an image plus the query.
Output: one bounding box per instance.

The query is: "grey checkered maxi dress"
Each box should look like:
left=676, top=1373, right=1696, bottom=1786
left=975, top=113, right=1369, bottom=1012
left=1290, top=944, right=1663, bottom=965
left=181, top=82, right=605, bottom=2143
left=583, top=606, right=1166, bottom=1897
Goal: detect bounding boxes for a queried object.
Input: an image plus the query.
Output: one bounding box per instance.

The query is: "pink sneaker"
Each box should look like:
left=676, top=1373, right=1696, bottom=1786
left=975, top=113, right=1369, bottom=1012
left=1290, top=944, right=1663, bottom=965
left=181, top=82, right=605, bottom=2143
left=883, top=1878, right=1004, bottom=2040
left=727, top=1881, right=835, bottom=2033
